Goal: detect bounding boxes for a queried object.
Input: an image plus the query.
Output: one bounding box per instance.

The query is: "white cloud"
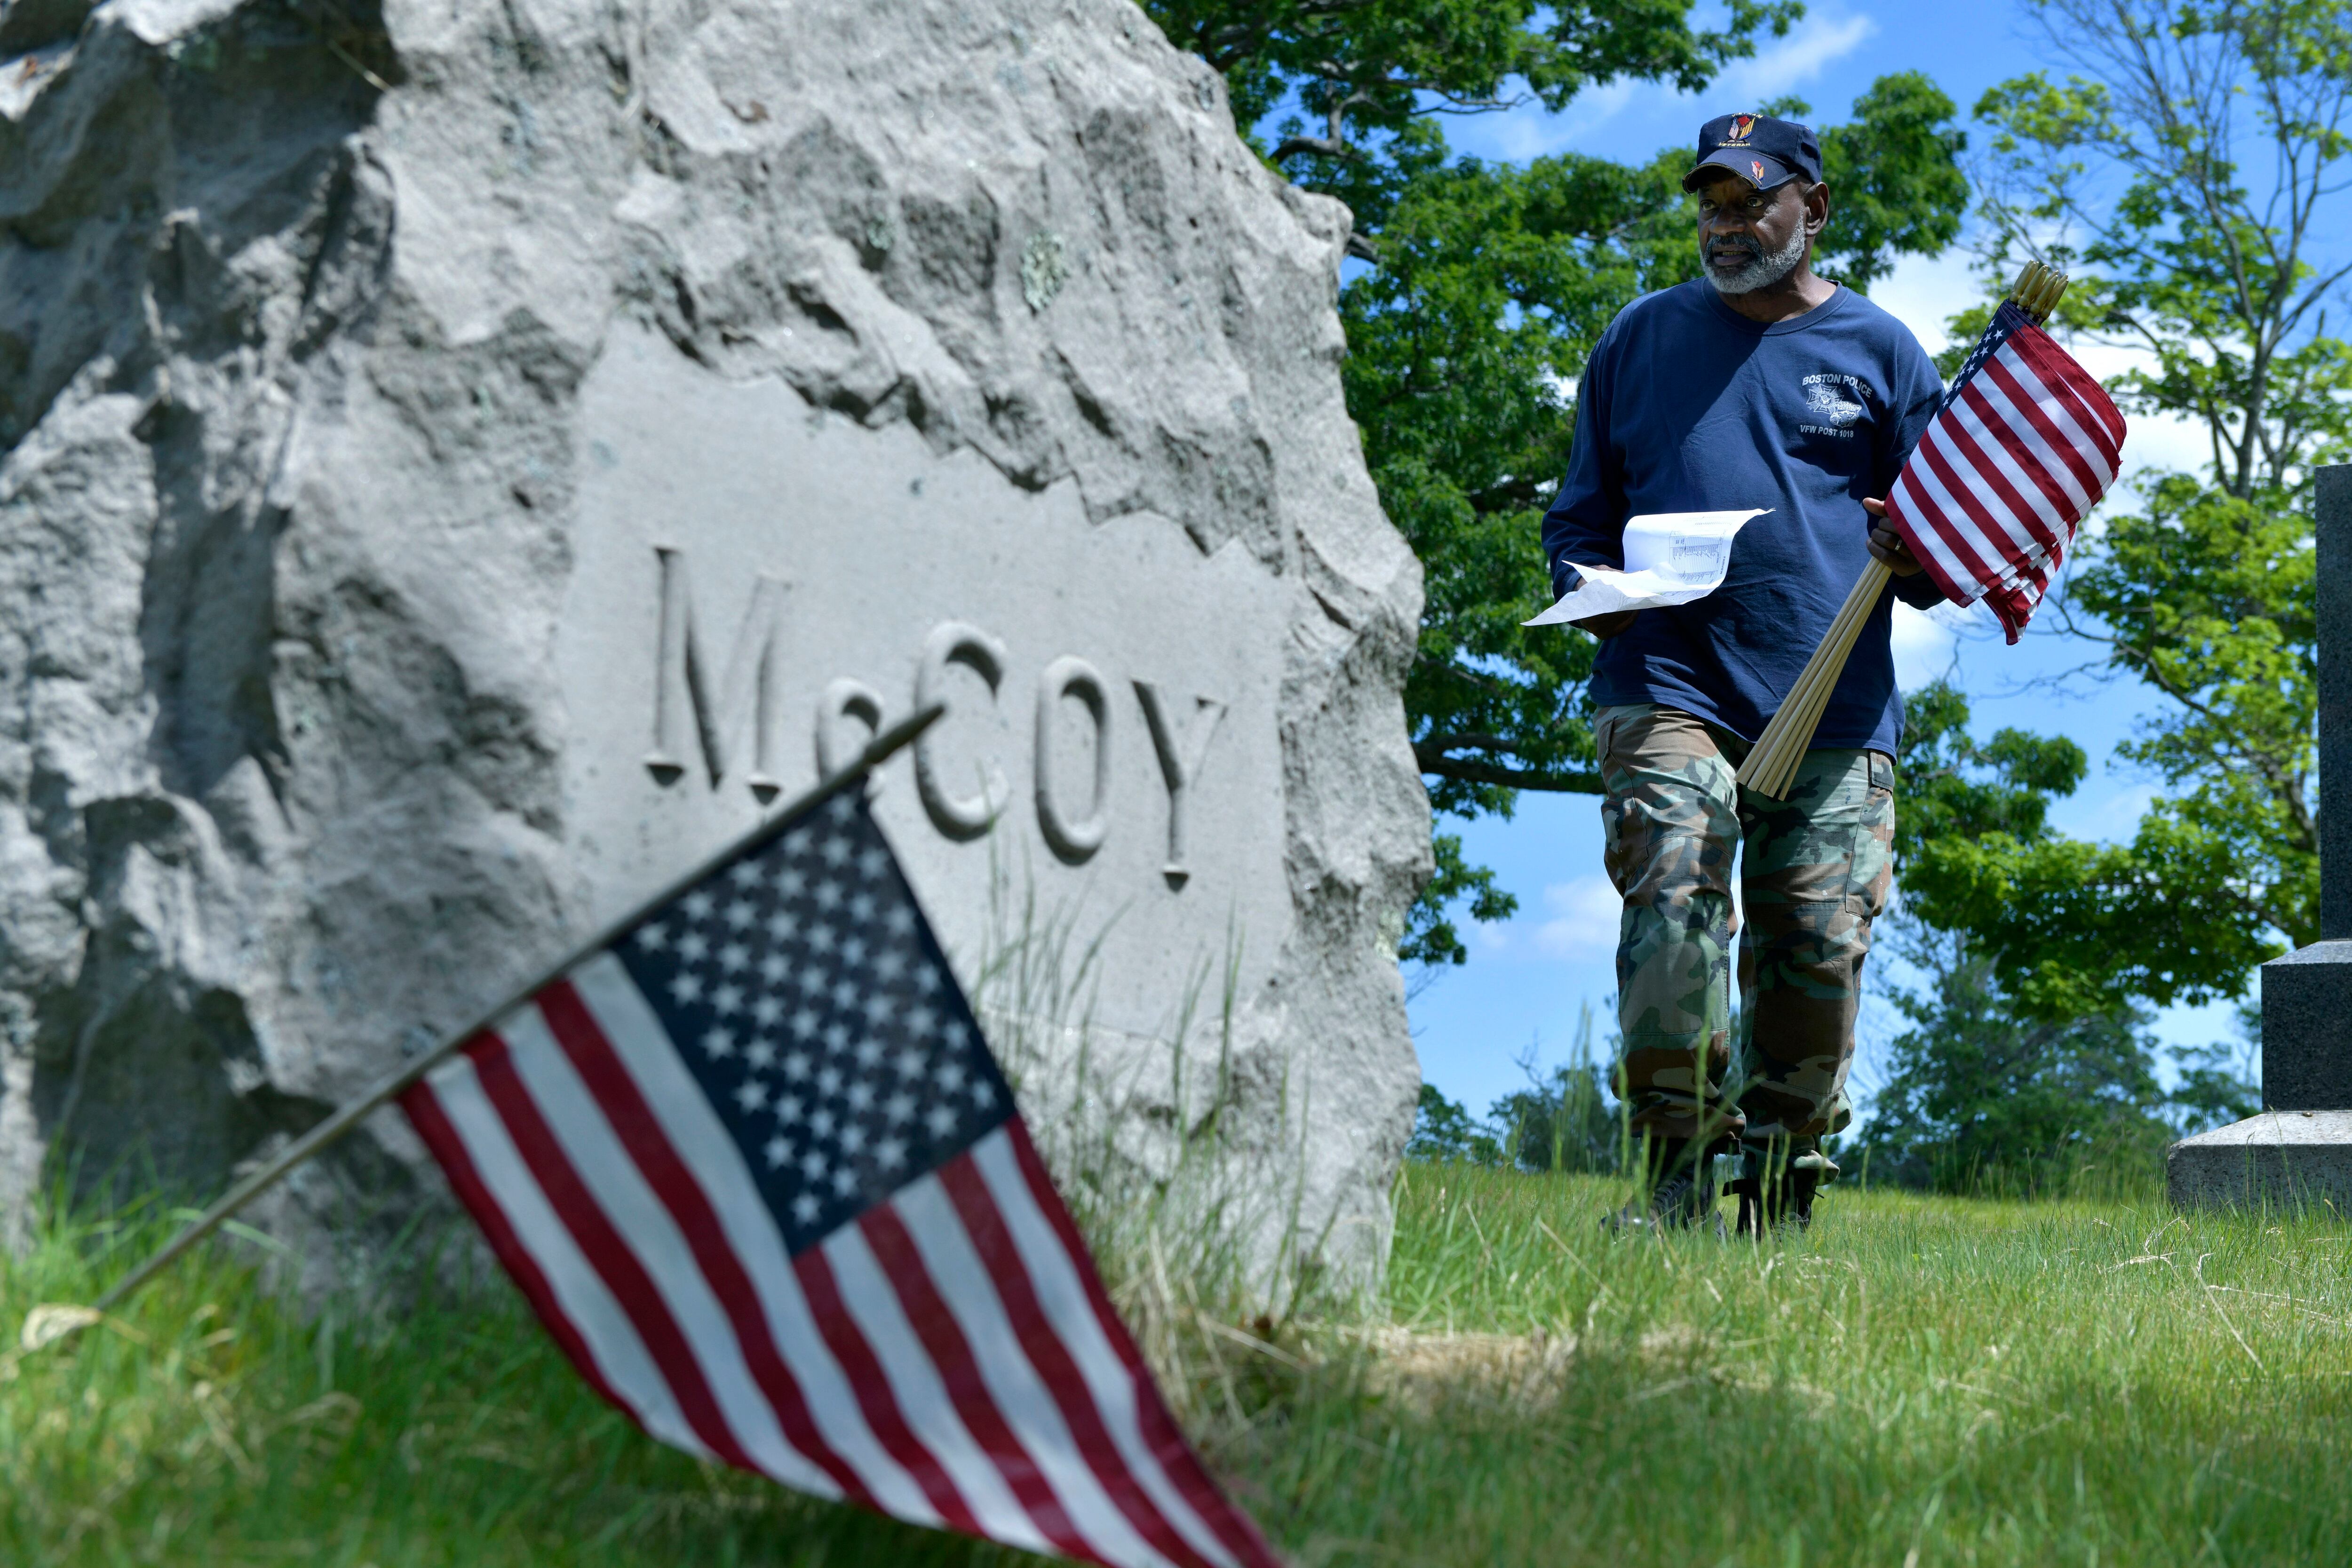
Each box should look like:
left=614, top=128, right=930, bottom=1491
left=1462, top=7, right=1880, bottom=161
left=1867, top=248, right=1977, bottom=357
left=1534, top=875, right=1624, bottom=958
left=2050, top=779, right=2161, bottom=846
left=1482, top=80, right=1643, bottom=161
left=1709, top=13, right=1879, bottom=107
left=1891, top=600, right=1963, bottom=689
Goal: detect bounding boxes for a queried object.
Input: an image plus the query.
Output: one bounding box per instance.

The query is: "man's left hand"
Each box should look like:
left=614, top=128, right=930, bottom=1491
left=1863, top=496, right=1923, bottom=576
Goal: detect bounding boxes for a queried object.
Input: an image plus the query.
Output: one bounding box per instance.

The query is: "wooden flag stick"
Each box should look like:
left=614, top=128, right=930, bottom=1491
left=1741, top=556, right=1889, bottom=796
left=84, top=703, right=946, bottom=1318
left=1736, top=557, right=1892, bottom=798
left=1775, top=562, right=1888, bottom=792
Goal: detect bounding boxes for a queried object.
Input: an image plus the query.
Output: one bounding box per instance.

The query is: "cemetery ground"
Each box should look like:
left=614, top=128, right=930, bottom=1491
left=6, top=1164, right=2351, bottom=1567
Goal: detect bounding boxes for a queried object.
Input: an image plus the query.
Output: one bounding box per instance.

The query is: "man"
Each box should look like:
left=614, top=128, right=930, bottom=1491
left=1541, top=112, right=1943, bottom=1234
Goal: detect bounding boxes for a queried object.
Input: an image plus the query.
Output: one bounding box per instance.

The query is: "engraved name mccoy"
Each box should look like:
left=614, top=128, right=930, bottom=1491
left=642, top=549, right=1227, bottom=888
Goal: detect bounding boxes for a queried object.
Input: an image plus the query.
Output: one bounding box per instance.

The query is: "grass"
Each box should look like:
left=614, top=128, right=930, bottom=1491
left=7, top=1167, right=2352, bottom=1566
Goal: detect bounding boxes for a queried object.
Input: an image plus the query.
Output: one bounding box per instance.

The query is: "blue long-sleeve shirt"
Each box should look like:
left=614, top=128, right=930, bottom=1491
left=1541, top=280, right=1947, bottom=756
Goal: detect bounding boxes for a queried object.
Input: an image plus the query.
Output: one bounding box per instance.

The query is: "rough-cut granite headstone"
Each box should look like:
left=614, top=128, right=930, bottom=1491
left=2170, top=463, right=2352, bottom=1209
left=0, top=0, right=1430, bottom=1287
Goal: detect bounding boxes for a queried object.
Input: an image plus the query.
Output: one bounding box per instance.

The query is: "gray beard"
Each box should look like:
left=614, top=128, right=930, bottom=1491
left=1705, top=223, right=1809, bottom=295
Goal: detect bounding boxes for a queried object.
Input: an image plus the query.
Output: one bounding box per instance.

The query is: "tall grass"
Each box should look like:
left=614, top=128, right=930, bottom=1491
left=969, top=860, right=1346, bottom=1362
left=9, top=1168, right=2352, bottom=1565
left=1247, top=1165, right=2352, bottom=1566
left=0, top=1196, right=1041, bottom=1566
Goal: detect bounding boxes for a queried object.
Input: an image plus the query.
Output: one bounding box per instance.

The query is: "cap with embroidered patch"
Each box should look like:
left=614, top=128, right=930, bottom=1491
left=1681, top=112, right=1821, bottom=193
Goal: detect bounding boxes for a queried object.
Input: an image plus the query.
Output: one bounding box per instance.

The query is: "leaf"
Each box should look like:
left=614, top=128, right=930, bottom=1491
left=20, top=1303, right=101, bottom=1352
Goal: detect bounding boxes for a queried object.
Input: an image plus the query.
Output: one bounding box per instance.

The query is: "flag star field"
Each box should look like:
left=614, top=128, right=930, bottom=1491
left=612, top=798, right=1012, bottom=1253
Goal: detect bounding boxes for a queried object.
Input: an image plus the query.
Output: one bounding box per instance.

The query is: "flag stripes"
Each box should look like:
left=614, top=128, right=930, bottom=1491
left=818, top=1215, right=1051, bottom=1549
left=408, top=1047, right=722, bottom=1464
left=980, top=1131, right=1264, bottom=1568
left=933, top=1155, right=1236, bottom=1568
left=531, top=978, right=883, bottom=1508
left=402, top=943, right=1272, bottom=1568
left=1885, top=299, right=2125, bottom=643
left=564, top=952, right=955, bottom=1523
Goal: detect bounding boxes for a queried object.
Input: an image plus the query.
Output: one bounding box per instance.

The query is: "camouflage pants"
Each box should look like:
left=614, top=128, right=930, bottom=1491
left=1595, top=703, right=1895, bottom=1150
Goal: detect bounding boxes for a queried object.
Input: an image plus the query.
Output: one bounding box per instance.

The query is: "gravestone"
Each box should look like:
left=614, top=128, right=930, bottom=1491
left=0, top=0, right=1431, bottom=1287
left=2168, top=464, right=2352, bottom=1208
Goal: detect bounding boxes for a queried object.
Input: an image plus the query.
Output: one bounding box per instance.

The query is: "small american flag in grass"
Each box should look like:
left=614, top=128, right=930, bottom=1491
left=398, top=788, right=1280, bottom=1568
left=1883, top=297, right=2126, bottom=642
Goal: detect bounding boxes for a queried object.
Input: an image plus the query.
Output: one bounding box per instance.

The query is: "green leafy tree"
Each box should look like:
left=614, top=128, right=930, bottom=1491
left=1896, top=672, right=2280, bottom=1018
left=1893, top=680, right=2254, bottom=1022
left=1404, top=1082, right=1504, bottom=1164
left=1893, top=677, right=2090, bottom=858
left=1858, top=915, right=2260, bottom=1193
left=1857, top=920, right=2176, bottom=1194
left=1870, top=681, right=2255, bottom=1187
left=1144, top=1, right=1801, bottom=213
left=1398, top=832, right=1520, bottom=974
left=1488, top=1056, right=1620, bottom=1174
left=1907, top=0, right=2352, bottom=1015
left=1402, top=1009, right=1623, bottom=1171
left=1814, top=73, right=1972, bottom=292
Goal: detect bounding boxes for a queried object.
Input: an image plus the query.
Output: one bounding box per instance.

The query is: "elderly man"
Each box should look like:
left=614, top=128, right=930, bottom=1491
left=1541, top=112, right=1945, bottom=1234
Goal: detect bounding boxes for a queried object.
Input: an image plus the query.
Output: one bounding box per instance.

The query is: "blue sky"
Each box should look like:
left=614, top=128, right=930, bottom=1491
left=1402, top=0, right=2259, bottom=1119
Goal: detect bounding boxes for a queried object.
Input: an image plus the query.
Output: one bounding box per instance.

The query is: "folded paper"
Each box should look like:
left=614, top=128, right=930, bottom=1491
left=1524, top=509, right=1769, bottom=625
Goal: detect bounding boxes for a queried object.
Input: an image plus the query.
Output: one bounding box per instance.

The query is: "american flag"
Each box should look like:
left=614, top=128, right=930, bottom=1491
left=397, top=788, right=1280, bottom=1568
left=1883, top=298, right=2126, bottom=642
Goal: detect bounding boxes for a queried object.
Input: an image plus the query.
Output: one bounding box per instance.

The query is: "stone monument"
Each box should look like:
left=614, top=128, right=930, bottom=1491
left=0, top=0, right=1431, bottom=1287
left=2169, top=463, right=2352, bottom=1208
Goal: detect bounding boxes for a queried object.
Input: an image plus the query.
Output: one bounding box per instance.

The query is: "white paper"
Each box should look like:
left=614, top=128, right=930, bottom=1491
left=1523, top=509, right=1769, bottom=626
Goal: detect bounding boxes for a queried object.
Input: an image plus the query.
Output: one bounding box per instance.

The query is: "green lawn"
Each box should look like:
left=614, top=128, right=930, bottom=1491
left=7, top=1167, right=2350, bottom=1565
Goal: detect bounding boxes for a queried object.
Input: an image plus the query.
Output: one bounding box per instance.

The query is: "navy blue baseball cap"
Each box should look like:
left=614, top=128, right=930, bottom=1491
left=1682, top=112, right=1822, bottom=192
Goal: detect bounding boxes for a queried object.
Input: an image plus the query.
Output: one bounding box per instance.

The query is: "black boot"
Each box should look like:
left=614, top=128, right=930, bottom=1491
left=1728, top=1141, right=1839, bottom=1236
left=1603, top=1135, right=1723, bottom=1235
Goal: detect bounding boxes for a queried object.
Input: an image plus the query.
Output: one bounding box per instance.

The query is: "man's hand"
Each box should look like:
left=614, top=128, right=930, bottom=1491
left=1574, top=611, right=1638, bottom=640
left=1863, top=496, right=1923, bottom=576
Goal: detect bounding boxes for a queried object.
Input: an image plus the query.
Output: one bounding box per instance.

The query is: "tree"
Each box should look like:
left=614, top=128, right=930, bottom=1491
left=1404, top=1082, right=1504, bottom=1164
left=1401, top=1015, right=1623, bottom=1172
left=1906, top=0, right=2352, bottom=1016
left=1813, top=73, right=1973, bottom=292
left=1487, top=1054, right=1619, bottom=1174
left=1896, top=671, right=2283, bottom=1018
left=1398, top=831, right=1519, bottom=974
left=1856, top=919, right=2178, bottom=1193
left=1868, top=681, right=2257, bottom=1188
left=1892, top=677, right=2091, bottom=860
left=1858, top=913, right=2260, bottom=1193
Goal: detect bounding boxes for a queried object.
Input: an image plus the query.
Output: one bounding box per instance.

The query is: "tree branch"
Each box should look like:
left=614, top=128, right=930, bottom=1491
left=1272, top=134, right=1352, bottom=162
left=1415, top=741, right=1600, bottom=793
